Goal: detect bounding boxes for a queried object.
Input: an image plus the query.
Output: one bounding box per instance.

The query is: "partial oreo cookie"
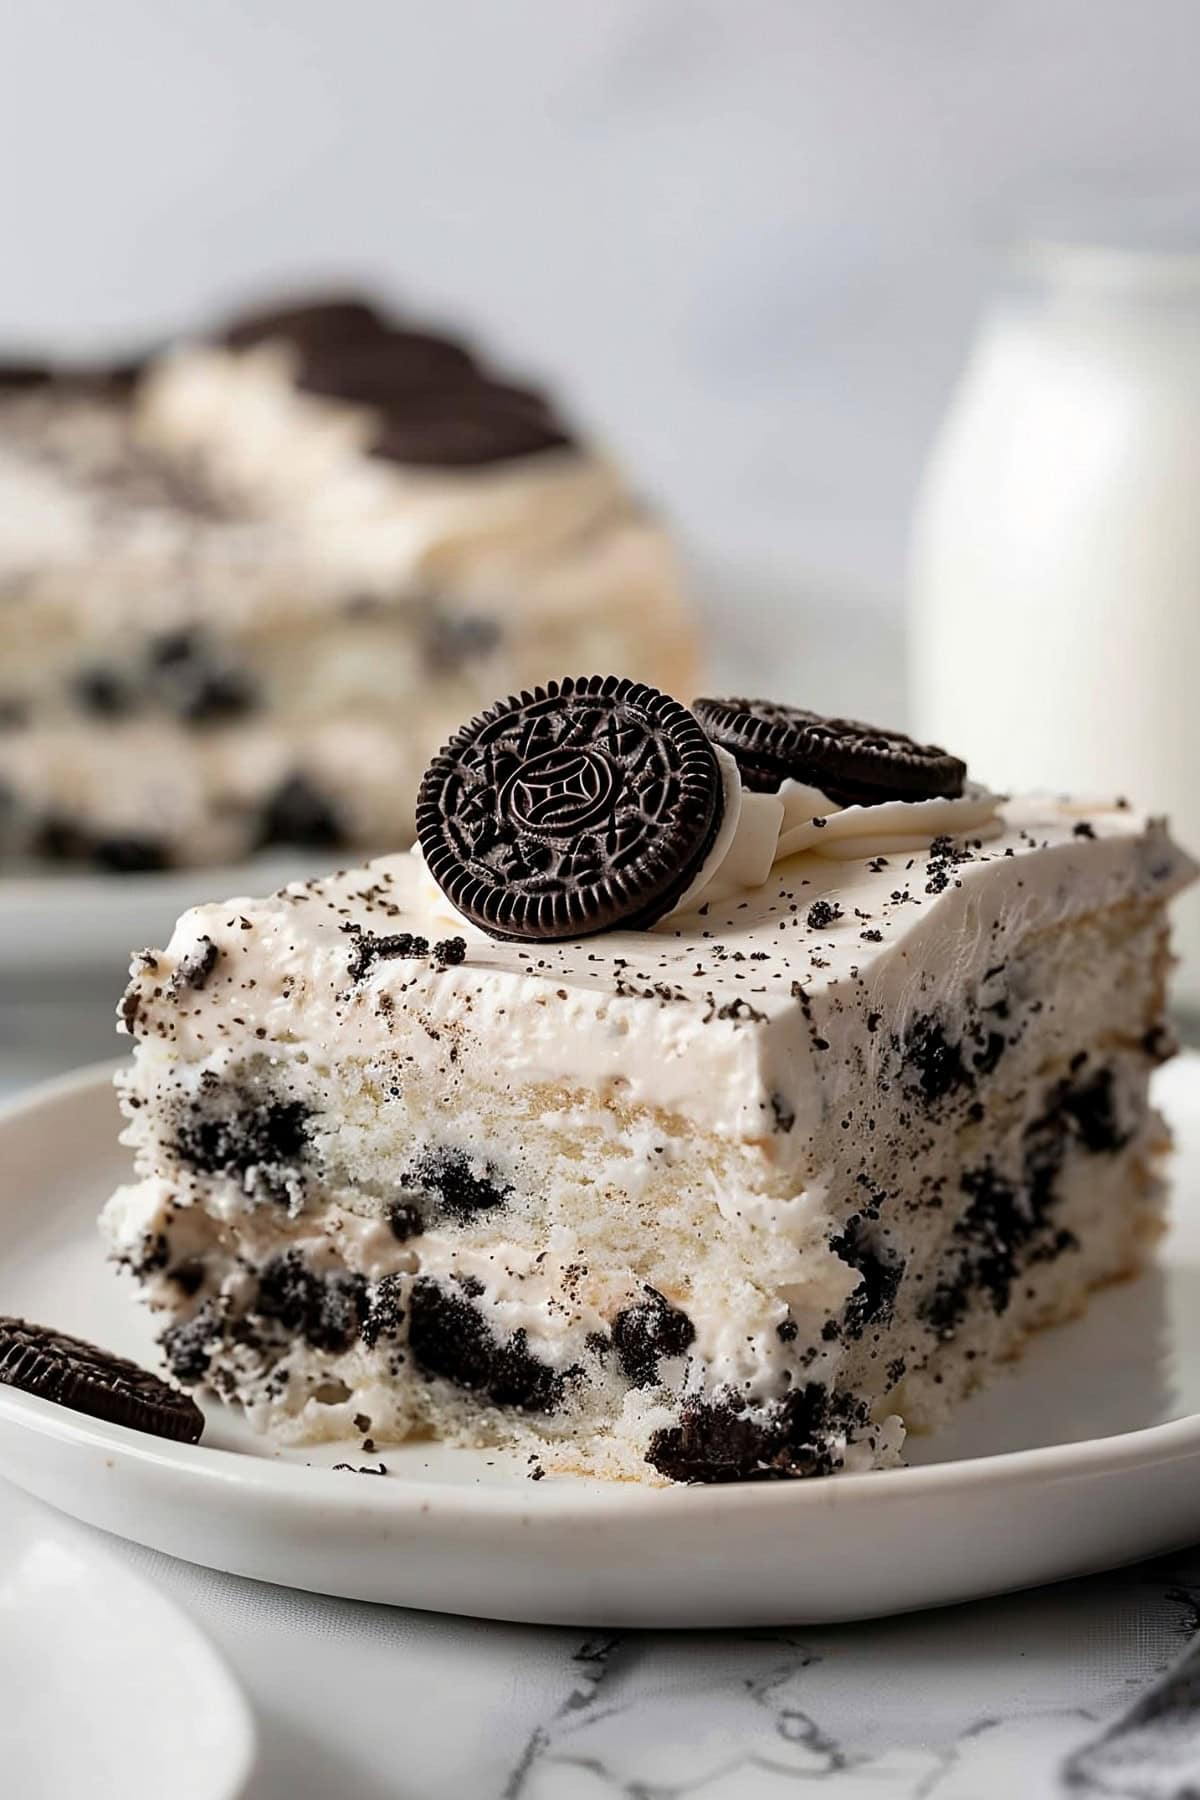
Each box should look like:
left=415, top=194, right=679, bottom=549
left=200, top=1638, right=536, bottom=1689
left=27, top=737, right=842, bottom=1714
left=693, top=698, right=966, bottom=807
left=0, top=1317, right=204, bottom=1443
left=417, top=676, right=724, bottom=940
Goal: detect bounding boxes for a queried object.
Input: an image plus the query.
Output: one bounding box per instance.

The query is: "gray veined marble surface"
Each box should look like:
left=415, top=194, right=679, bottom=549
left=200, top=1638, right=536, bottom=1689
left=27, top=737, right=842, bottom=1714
left=39, top=1517, right=1192, bottom=1800
left=502, top=1580, right=1200, bottom=1800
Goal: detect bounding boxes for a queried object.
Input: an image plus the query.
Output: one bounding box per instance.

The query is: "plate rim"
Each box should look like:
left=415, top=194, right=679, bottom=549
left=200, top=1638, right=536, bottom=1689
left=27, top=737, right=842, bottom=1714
left=0, top=1480, right=258, bottom=1800
left=3, top=1058, right=1200, bottom=1525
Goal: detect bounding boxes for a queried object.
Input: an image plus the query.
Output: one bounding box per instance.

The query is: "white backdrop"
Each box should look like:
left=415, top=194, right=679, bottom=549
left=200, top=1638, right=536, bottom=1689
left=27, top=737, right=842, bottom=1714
left=3, top=1, right=1199, bottom=623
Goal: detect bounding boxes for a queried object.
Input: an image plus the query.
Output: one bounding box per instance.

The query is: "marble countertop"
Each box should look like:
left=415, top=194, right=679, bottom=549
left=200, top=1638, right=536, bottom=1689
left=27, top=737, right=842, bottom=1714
left=28, top=1500, right=1200, bottom=1799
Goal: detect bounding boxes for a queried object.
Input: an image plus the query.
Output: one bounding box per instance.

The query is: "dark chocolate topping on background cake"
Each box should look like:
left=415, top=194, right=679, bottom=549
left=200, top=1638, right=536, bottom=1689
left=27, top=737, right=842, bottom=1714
left=367, top=380, right=571, bottom=466
left=218, top=287, right=573, bottom=465
left=295, top=332, right=479, bottom=405
left=0, top=360, right=55, bottom=390
left=0, top=353, right=148, bottom=398
left=221, top=293, right=392, bottom=353
left=693, top=698, right=966, bottom=807
left=417, top=676, right=724, bottom=941
left=0, top=1316, right=204, bottom=1443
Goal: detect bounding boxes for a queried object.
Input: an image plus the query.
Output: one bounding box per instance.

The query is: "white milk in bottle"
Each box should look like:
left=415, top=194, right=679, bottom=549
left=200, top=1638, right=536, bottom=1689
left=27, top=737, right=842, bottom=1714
left=910, top=234, right=1200, bottom=1012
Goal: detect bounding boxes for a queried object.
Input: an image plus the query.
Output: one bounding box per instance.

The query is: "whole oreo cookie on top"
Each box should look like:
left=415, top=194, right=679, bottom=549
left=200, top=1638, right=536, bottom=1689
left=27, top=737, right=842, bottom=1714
left=693, top=698, right=967, bottom=807
left=0, top=1316, right=204, bottom=1443
left=417, top=676, right=725, bottom=940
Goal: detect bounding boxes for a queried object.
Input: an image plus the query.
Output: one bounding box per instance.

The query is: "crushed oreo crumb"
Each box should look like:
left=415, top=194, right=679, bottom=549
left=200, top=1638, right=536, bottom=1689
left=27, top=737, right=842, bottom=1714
left=611, top=1287, right=695, bottom=1388
left=806, top=899, right=843, bottom=930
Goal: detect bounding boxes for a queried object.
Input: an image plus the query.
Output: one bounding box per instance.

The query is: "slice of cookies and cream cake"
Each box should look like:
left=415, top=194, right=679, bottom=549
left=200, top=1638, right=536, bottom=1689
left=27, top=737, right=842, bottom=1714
left=103, top=678, right=1196, bottom=1483
left=0, top=295, right=692, bottom=872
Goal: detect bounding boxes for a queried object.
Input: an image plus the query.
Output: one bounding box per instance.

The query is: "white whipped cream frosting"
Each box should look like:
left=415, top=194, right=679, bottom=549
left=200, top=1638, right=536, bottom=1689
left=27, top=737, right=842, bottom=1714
left=671, top=747, right=1004, bottom=916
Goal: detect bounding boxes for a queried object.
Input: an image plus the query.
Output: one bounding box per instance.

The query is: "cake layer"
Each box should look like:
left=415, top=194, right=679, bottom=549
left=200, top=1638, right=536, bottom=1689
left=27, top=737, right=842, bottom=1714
left=105, top=793, right=1193, bottom=1479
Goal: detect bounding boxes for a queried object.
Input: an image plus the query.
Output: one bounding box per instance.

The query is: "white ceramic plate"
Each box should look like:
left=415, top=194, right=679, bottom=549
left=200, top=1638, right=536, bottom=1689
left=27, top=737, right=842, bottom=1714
left=0, top=1477, right=255, bottom=1799
left=1, top=1060, right=1200, bottom=1629
left=0, top=852, right=326, bottom=978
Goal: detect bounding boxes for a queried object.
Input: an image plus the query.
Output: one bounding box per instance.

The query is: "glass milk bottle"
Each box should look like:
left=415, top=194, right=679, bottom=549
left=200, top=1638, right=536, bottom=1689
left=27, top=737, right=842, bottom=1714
left=910, top=238, right=1200, bottom=1012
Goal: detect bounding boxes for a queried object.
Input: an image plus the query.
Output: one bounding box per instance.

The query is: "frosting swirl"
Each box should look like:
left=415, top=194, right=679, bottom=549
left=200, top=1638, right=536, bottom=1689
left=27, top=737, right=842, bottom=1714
left=665, top=750, right=1002, bottom=918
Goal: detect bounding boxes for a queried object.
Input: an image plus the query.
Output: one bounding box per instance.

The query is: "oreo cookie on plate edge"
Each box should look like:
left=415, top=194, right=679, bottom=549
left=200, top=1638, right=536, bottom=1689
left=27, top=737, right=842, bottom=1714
left=693, top=697, right=967, bottom=807
left=0, top=1317, right=204, bottom=1443
left=417, top=676, right=724, bottom=941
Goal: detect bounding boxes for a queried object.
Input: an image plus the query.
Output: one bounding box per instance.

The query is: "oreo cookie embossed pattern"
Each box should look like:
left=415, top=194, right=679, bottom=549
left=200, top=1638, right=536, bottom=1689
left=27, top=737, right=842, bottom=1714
left=417, top=677, right=724, bottom=940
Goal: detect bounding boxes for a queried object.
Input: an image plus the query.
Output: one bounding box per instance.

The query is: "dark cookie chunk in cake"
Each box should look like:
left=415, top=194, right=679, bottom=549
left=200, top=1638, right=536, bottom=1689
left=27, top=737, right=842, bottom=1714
left=693, top=698, right=966, bottom=807
left=829, top=1217, right=903, bottom=1339
left=424, top=609, right=503, bottom=675
left=404, top=1149, right=511, bottom=1224
left=74, top=665, right=136, bottom=718
left=254, top=1252, right=368, bottom=1354
left=417, top=676, right=724, bottom=941
left=177, top=666, right=258, bottom=726
left=0, top=1316, right=203, bottom=1443
left=387, top=1200, right=424, bottom=1243
left=34, top=815, right=169, bottom=874
left=1059, top=1065, right=1130, bottom=1154
left=611, top=1287, right=695, bottom=1389
left=407, top=1277, right=573, bottom=1412
left=171, top=936, right=219, bottom=993
left=147, top=629, right=259, bottom=727
left=32, top=817, right=91, bottom=862
left=258, top=773, right=346, bottom=850
left=93, top=835, right=169, bottom=875
left=172, top=1090, right=311, bottom=1208
left=161, top=1305, right=223, bottom=1385
left=901, top=1013, right=973, bottom=1107
left=360, top=1273, right=406, bottom=1349
left=647, top=1383, right=869, bottom=1484
left=343, top=926, right=428, bottom=981
left=921, top=1063, right=1125, bottom=1339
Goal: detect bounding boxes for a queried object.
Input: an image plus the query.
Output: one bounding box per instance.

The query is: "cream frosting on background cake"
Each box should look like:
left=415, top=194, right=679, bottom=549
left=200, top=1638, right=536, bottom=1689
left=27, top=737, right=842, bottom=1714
left=103, top=682, right=1196, bottom=1483
left=0, top=298, right=693, bottom=871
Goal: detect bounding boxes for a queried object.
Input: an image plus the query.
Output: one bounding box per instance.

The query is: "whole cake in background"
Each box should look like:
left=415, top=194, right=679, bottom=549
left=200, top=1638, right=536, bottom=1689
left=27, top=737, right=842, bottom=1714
left=104, top=681, right=1196, bottom=1483
left=0, top=295, right=693, bottom=872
